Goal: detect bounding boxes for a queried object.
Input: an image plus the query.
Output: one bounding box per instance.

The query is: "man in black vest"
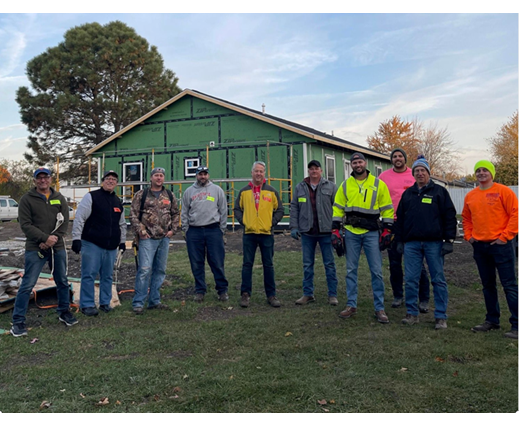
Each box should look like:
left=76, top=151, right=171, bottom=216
left=72, top=170, right=127, bottom=316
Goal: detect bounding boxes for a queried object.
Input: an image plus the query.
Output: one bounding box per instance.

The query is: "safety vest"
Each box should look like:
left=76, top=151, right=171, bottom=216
left=332, top=171, right=394, bottom=235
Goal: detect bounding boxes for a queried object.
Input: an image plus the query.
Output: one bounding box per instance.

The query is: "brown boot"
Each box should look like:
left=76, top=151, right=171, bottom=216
left=295, top=295, right=315, bottom=305
left=239, top=292, right=250, bottom=308
left=375, top=310, right=389, bottom=324
left=338, top=306, right=357, bottom=319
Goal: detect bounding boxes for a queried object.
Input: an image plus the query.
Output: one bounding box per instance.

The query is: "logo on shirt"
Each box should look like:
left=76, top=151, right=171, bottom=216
left=114, top=207, right=121, bottom=212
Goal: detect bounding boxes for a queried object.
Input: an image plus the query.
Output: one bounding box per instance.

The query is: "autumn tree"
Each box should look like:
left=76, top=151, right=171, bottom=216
left=16, top=21, right=181, bottom=182
left=0, top=165, right=10, bottom=185
left=367, top=115, right=461, bottom=178
left=490, top=111, right=518, bottom=185
left=366, top=116, right=420, bottom=164
left=0, top=159, right=33, bottom=201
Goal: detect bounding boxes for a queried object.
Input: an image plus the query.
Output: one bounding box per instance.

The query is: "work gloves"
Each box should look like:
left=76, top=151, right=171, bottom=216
left=331, top=229, right=345, bottom=257
left=71, top=240, right=81, bottom=254
left=379, top=228, right=393, bottom=251
left=118, top=243, right=126, bottom=253
left=441, top=241, right=454, bottom=256
left=291, top=229, right=301, bottom=240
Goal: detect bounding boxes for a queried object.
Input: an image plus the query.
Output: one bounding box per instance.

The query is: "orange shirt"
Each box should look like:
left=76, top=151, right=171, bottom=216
left=462, top=183, right=518, bottom=242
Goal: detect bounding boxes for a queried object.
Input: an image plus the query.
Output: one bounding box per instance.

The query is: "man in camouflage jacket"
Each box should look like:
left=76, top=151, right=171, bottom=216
left=130, top=167, right=179, bottom=313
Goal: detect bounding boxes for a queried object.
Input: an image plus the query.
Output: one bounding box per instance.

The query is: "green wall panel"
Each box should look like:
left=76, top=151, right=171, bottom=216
left=118, top=124, right=164, bottom=151
left=221, top=115, right=279, bottom=144
left=167, top=118, right=218, bottom=148
left=147, top=97, right=191, bottom=122
left=281, top=128, right=313, bottom=143
left=207, top=149, right=227, bottom=180
left=193, top=98, right=234, bottom=118
left=229, top=148, right=256, bottom=179
left=151, top=153, right=172, bottom=180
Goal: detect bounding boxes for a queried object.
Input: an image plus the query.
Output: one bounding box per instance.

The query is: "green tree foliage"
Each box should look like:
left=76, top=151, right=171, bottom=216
left=0, top=158, right=33, bottom=201
left=490, top=111, right=518, bottom=186
left=16, top=21, right=181, bottom=182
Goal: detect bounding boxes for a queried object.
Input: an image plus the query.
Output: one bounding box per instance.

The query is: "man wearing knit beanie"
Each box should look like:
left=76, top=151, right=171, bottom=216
left=462, top=160, right=518, bottom=339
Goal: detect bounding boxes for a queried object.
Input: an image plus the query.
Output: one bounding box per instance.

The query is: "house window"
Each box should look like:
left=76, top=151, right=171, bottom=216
left=123, top=162, right=143, bottom=202
left=325, top=155, right=335, bottom=183
left=185, top=158, right=200, bottom=178
left=375, top=165, right=383, bottom=177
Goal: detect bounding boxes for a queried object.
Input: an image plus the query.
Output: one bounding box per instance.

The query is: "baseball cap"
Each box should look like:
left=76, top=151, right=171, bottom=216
left=150, top=167, right=166, bottom=177
left=308, top=160, right=321, bottom=168
left=196, top=166, right=209, bottom=174
left=33, top=167, right=51, bottom=178
left=350, top=152, right=366, bottom=162
left=102, top=170, right=119, bottom=181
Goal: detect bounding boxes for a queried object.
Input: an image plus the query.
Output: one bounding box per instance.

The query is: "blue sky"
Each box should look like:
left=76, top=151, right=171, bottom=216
left=0, top=11, right=517, bottom=175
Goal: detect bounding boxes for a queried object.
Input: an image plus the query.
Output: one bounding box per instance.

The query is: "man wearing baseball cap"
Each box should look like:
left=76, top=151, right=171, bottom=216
left=11, top=167, right=77, bottom=337
left=181, top=165, right=229, bottom=303
left=72, top=170, right=126, bottom=316
left=462, top=160, right=518, bottom=339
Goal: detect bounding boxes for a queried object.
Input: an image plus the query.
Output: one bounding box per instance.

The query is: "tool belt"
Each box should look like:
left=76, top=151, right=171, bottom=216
left=344, top=213, right=379, bottom=231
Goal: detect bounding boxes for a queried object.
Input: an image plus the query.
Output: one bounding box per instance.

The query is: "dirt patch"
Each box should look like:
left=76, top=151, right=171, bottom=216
left=1, top=221, right=480, bottom=309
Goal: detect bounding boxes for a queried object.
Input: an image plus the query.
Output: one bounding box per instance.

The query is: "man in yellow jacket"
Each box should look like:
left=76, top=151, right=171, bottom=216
left=234, top=161, right=285, bottom=308
left=332, top=152, right=394, bottom=323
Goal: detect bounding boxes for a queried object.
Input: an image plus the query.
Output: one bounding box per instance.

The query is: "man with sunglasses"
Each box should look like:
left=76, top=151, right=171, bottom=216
left=130, top=167, right=179, bottom=314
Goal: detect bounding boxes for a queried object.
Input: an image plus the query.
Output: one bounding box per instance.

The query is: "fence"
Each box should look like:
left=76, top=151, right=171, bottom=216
left=448, top=186, right=519, bottom=215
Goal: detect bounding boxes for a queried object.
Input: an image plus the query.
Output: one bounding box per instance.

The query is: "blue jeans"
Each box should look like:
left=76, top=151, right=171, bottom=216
left=301, top=234, right=338, bottom=297
left=12, top=249, right=71, bottom=324
left=472, top=241, right=518, bottom=330
left=186, top=226, right=228, bottom=295
left=80, top=240, right=117, bottom=309
left=404, top=241, right=448, bottom=319
left=132, top=237, right=170, bottom=308
left=241, top=233, right=276, bottom=298
left=388, top=242, right=430, bottom=302
left=344, top=229, right=385, bottom=311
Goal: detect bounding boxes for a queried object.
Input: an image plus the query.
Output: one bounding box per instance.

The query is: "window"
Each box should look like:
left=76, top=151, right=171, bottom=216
left=123, top=162, right=143, bottom=202
left=0, top=199, right=6, bottom=207
left=184, top=158, right=200, bottom=178
left=325, top=156, right=335, bottom=183
left=375, top=166, right=383, bottom=177
left=8, top=199, right=18, bottom=207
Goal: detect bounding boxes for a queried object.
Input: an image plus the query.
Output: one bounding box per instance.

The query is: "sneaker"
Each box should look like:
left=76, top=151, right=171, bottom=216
left=59, top=311, right=78, bottom=326
left=419, top=301, right=429, bottom=313
left=218, top=293, right=229, bottom=302
left=375, top=310, right=390, bottom=324
left=435, top=318, right=448, bottom=330
left=81, top=307, right=99, bottom=317
left=267, top=296, right=281, bottom=308
left=10, top=322, right=28, bottom=337
left=328, top=297, right=339, bottom=306
left=401, top=314, right=419, bottom=325
left=99, top=305, right=112, bottom=313
left=194, top=293, right=205, bottom=303
left=504, top=329, right=518, bottom=339
left=133, top=306, right=144, bottom=315
left=391, top=297, right=403, bottom=308
left=338, top=306, right=357, bottom=319
left=471, top=321, right=500, bottom=332
left=239, top=292, right=250, bottom=308
left=295, top=295, right=315, bottom=305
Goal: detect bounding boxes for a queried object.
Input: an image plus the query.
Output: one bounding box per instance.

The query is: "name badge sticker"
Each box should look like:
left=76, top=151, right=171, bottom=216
left=298, top=197, right=307, bottom=202
left=50, top=200, right=61, bottom=205
left=421, top=198, right=432, bottom=204
left=207, top=196, right=215, bottom=202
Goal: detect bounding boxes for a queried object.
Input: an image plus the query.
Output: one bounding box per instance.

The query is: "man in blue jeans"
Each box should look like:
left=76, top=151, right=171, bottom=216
left=394, top=156, right=457, bottom=330
left=11, top=167, right=77, bottom=337
left=181, top=166, right=229, bottom=302
left=130, top=167, right=179, bottom=314
left=72, top=170, right=127, bottom=316
left=290, top=160, right=338, bottom=306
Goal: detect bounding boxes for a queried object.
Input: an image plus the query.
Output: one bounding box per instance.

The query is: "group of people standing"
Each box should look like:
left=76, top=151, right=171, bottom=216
left=9, top=152, right=518, bottom=340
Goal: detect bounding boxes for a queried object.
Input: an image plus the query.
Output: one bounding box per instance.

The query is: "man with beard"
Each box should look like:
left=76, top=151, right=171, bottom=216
left=181, top=166, right=229, bottom=302
left=130, top=167, right=179, bottom=314
left=332, top=152, right=394, bottom=324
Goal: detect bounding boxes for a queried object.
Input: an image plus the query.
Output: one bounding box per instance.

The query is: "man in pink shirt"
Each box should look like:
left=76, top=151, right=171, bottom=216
left=379, top=148, right=430, bottom=311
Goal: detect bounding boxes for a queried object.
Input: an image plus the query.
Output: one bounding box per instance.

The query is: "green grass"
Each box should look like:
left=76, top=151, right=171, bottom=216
left=0, top=247, right=517, bottom=413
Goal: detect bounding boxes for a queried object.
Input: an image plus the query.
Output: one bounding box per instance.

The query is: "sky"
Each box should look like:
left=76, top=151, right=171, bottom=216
left=0, top=8, right=517, bottom=176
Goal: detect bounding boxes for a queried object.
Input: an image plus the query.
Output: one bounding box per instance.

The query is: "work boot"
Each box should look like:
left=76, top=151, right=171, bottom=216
left=435, top=318, right=448, bottom=330
left=267, top=296, right=281, bottom=308
left=328, top=296, right=339, bottom=306
left=401, top=314, right=419, bottom=325
left=375, top=310, right=390, bottom=324
left=148, top=303, right=170, bottom=310
left=218, top=292, right=229, bottom=302
left=391, top=297, right=403, bottom=308
left=504, top=329, right=518, bottom=339
left=295, top=295, right=315, bottom=305
left=99, top=305, right=112, bottom=313
left=419, top=301, right=429, bottom=313
left=338, top=306, right=357, bottom=319
left=194, top=293, right=205, bottom=303
left=240, top=292, right=250, bottom=308
left=133, top=306, right=144, bottom=315
left=81, top=307, right=99, bottom=317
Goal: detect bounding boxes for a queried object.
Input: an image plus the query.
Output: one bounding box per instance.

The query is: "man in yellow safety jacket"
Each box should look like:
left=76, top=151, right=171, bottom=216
left=332, top=152, right=394, bottom=324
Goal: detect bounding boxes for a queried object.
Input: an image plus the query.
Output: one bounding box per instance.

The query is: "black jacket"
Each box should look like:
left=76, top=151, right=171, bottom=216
left=394, top=180, right=457, bottom=243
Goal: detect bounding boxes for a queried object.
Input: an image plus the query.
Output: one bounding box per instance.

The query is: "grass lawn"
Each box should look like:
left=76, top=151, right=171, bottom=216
left=0, top=246, right=517, bottom=413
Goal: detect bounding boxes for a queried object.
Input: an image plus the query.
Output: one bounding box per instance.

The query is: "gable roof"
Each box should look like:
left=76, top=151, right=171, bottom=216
left=85, top=89, right=389, bottom=160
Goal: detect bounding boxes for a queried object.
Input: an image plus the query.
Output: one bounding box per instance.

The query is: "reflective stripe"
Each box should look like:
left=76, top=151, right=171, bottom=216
left=369, top=178, right=380, bottom=210
left=334, top=202, right=346, bottom=210
left=382, top=218, right=394, bottom=224
left=379, top=204, right=394, bottom=211
left=344, top=206, right=381, bottom=215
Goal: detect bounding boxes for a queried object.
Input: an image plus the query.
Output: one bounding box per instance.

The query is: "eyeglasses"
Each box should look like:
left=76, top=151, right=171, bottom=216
left=104, top=177, right=118, bottom=182
left=35, top=176, right=51, bottom=180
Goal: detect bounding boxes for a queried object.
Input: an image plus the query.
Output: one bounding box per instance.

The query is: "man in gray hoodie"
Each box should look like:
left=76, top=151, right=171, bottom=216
left=181, top=166, right=229, bottom=302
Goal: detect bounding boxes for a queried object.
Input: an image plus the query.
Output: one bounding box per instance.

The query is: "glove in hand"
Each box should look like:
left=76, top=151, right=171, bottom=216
left=71, top=240, right=81, bottom=254
left=291, top=229, right=301, bottom=240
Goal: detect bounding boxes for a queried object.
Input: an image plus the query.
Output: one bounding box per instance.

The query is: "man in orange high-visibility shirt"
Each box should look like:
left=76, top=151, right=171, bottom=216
left=462, top=160, right=518, bottom=339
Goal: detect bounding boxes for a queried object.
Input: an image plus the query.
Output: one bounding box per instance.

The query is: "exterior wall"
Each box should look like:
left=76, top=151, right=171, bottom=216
left=91, top=94, right=391, bottom=221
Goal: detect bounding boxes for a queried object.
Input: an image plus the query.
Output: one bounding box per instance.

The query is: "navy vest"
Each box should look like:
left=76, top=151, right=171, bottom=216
left=82, top=188, right=123, bottom=250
